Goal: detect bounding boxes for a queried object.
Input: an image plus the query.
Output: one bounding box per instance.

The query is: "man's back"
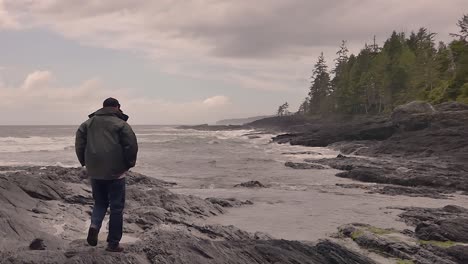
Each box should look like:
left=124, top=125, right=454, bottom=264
left=75, top=107, right=138, bottom=180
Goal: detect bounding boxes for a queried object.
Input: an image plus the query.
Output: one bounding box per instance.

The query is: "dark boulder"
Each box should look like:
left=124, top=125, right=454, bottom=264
left=446, top=245, right=468, bottom=263
left=205, top=197, right=253, bottom=208
left=435, top=101, right=468, bottom=112
left=234, top=181, right=266, bottom=188
left=315, top=240, right=377, bottom=264
left=29, top=239, right=46, bottom=250
left=391, top=101, right=436, bottom=123
left=415, top=217, right=468, bottom=243
left=285, top=162, right=326, bottom=170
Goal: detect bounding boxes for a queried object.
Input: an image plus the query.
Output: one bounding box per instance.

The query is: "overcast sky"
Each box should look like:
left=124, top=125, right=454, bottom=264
left=0, top=0, right=464, bottom=125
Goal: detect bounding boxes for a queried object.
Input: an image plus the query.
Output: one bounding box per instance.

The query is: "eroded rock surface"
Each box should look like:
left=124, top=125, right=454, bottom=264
left=398, top=205, right=468, bottom=243
left=285, top=161, right=327, bottom=170
left=234, top=180, right=266, bottom=188
left=0, top=166, right=377, bottom=264
left=338, top=222, right=468, bottom=264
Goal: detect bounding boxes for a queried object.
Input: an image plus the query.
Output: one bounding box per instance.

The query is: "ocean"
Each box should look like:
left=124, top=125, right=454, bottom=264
left=1, top=125, right=467, bottom=241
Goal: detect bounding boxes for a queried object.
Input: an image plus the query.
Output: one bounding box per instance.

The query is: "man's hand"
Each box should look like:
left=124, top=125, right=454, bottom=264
left=79, top=166, right=87, bottom=179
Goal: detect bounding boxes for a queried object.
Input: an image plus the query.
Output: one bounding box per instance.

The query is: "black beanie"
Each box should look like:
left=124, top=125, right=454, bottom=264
left=103, top=97, right=120, bottom=108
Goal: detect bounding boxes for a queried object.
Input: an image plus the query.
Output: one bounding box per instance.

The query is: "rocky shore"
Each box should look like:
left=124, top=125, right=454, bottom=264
left=264, top=101, right=468, bottom=263
left=0, top=166, right=386, bottom=264
left=267, top=101, right=468, bottom=196
left=2, top=166, right=467, bottom=263
left=179, top=100, right=468, bottom=263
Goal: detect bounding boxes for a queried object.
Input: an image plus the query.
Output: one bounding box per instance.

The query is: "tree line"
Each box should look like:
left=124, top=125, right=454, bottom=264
left=293, top=14, right=468, bottom=116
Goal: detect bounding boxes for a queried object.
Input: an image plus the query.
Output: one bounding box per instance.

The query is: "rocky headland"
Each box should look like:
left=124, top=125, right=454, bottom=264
left=264, top=101, right=468, bottom=196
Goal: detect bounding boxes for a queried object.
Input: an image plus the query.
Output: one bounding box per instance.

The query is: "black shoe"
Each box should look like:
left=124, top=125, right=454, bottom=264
left=86, top=227, right=99, bottom=246
left=106, top=244, right=124, bottom=252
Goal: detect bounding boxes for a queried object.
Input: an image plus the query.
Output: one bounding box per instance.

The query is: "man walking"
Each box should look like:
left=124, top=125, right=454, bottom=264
left=75, top=98, right=138, bottom=252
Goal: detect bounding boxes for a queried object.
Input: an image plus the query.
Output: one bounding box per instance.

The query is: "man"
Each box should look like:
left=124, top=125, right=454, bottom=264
left=75, top=97, right=138, bottom=252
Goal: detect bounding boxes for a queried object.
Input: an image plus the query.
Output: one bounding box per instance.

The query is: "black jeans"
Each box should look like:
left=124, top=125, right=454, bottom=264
left=90, top=178, right=126, bottom=247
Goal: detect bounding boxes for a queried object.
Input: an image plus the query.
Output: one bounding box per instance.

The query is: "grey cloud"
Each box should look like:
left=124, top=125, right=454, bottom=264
left=174, top=0, right=464, bottom=58
left=5, top=0, right=464, bottom=59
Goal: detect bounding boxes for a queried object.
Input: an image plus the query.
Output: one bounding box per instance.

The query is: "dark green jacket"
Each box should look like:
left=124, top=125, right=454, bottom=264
left=75, top=107, right=138, bottom=180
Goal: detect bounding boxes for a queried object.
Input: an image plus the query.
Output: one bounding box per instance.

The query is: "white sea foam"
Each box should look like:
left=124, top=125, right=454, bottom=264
left=213, top=129, right=256, bottom=140
left=0, top=136, right=74, bottom=153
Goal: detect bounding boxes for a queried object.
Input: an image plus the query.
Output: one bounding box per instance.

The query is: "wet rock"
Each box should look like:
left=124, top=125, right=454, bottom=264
left=446, top=245, right=468, bottom=263
left=335, top=183, right=451, bottom=199
left=281, top=151, right=322, bottom=155
left=205, top=197, right=253, bottom=208
left=416, top=218, right=468, bottom=243
left=264, top=102, right=468, bottom=164
left=336, top=169, right=385, bottom=183
left=335, top=183, right=373, bottom=190
left=329, top=142, right=371, bottom=155
left=368, top=185, right=451, bottom=199
left=234, top=181, right=266, bottom=188
left=29, top=238, right=46, bottom=250
left=398, top=206, right=468, bottom=243
left=284, top=162, right=326, bottom=170
left=398, top=205, right=468, bottom=226
left=139, top=229, right=375, bottom=264
left=177, top=124, right=243, bottom=131
left=316, top=155, right=468, bottom=193
left=435, top=101, right=468, bottom=111
left=339, top=223, right=459, bottom=264
left=253, top=232, right=273, bottom=240
left=64, top=194, right=94, bottom=205
left=10, top=173, right=67, bottom=200
left=314, top=240, right=377, bottom=264
left=0, top=166, right=402, bottom=264
left=391, top=101, right=436, bottom=126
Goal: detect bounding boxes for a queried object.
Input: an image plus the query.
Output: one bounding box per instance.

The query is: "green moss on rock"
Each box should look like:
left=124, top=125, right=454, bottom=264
left=419, top=240, right=457, bottom=248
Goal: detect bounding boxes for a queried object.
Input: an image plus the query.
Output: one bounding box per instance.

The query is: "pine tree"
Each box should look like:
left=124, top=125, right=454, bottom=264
left=408, top=28, right=439, bottom=99
left=331, top=41, right=351, bottom=113
left=447, top=15, right=468, bottom=100
left=382, top=31, right=414, bottom=108
left=308, top=52, right=331, bottom=113
left=297, top=97, right=310, bottom=114
left=277, top=102, right=290, bottom=116
left=333, top=40, right=349, bottom=74
left=450, top=14, right=468, bottom=41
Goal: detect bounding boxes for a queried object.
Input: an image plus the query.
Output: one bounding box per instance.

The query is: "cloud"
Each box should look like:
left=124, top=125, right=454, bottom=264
left=2, top=0, right=464, bottom=93
left=0, top=70, right=233, bottom=125
left=203, top=95, right=230, bottom=107
left=0, top=0, right=17, bottom=29
left=21, top=70, right=54, bottom=90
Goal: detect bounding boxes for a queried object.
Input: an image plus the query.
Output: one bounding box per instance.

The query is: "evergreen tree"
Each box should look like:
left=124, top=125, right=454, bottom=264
left=408, top=28, right=439, bottom=99
left=331, top=41, right=350, bottom=113
left=308, top=52, right=331, bottom=113
left=382, top=31, right=414, bottom=108
left=333, top=40, right=349, bottom=74
left=450, top=14, right=468, bottom=41
left=447, top=39, right=468, bottom=99
left=277, top=102, right=290, bottom=116
left=297, top=97, right=310, bottom=114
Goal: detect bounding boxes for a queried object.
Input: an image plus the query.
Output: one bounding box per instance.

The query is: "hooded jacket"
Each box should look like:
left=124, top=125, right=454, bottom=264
left=75, top=107, right=138, bottom=180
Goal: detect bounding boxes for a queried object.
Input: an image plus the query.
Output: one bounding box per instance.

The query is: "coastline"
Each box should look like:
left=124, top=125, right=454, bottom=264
left=1, top=101, right=468, bottom=263
left=173, top=101, right=468, bottom=263
left=0, top=166, right=381, bottom=263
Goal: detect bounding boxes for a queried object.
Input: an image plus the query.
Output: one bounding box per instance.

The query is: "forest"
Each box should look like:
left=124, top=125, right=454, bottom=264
left=295, top=14, right=468, bottom=116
